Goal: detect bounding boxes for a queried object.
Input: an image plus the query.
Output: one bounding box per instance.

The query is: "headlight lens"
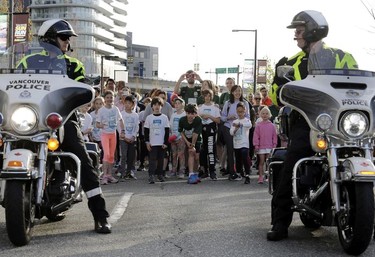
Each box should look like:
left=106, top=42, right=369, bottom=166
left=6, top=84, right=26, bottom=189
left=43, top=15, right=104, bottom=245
left=340, top=111, right=368, bottom=138
left=10, top=106, right=37, bottom=134
left=316, top=113, right=332, bottom=131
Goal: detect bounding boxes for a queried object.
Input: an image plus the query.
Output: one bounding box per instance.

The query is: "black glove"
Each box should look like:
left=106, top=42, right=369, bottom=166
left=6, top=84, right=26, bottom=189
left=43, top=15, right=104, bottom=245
left=271, top=57, right=289, bottom=107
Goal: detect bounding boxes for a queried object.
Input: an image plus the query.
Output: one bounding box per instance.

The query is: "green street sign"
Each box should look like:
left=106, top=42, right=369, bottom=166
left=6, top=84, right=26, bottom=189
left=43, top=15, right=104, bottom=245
left=215, top=68, right=227, bottom=74
left=228, top=67, right=239, bottom=73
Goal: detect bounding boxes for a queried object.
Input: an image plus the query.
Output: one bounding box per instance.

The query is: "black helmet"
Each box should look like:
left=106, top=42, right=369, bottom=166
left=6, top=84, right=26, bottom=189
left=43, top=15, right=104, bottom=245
left=287, top=10, right=328, bottom=42
left=38, top=19, right=77, bottom=48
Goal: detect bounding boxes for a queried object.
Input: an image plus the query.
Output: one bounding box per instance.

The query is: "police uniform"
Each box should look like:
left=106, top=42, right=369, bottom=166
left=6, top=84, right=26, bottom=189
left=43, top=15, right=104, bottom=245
left=18, top=52, right=110, bottom=222
left=269, top=43, right=357, bottom=230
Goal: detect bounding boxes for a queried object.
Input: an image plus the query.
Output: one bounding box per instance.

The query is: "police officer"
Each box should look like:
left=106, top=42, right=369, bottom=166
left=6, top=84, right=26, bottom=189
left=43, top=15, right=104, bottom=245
left=18, top=19, right=112, bottom=234
left=267, top=10, right=357, bottom=241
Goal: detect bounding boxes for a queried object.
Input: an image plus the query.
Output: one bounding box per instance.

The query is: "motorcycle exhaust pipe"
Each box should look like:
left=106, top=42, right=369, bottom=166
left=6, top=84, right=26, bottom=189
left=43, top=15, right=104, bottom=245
left=292, top=202, right=323, bottom=219
left=50, top=197, right=74, bottom=214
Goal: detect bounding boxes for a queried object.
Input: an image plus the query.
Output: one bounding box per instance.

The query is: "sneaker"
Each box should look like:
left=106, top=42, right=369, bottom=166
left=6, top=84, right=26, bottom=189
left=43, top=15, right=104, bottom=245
left=244, top=175, right=250, bottom=184
left=115, top=167, right=124, bottom=177
left=157, top=175, right=165, bottom=182
left=188, top=173, right=199, bottom=184
left=178, top=171, right=185, bottom=179
left=258, top=176, right=264, bottom=184
left=199, top=171, right=209, bottom=179
left=130, top=171, right=137, bottom=180
left=210, top=172, right=217, bottom=181
left=229, top=173, right=242, bottom=181
left=148, top=175, right=155, bottom=184
left=167, top=171, right=177, bottom=177
left=119, top=175, right=127, bottom=182
left=100, top=176, right=108, bottom=185
left=220, top=168, right=229, bottom=176
left=107, top=175, right=119, bottom=183
left=125, top=170, right=137, bottom=180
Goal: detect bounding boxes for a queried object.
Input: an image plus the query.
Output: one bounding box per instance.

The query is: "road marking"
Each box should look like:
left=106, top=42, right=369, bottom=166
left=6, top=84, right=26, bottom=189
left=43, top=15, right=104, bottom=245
left=108, top=192, right=133, bottom=224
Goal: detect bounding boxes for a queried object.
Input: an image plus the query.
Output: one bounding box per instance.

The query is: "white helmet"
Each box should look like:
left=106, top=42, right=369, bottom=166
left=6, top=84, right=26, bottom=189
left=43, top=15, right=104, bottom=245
left=38, top=19, right=77, bottom=50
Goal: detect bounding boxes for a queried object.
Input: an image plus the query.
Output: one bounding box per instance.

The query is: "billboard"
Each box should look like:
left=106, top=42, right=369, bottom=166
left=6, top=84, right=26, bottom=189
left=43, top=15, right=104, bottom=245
left=243, top=59, right=254, bottom=84
left=12, top=13, right=28, bottom=44
left=257, top=59, right=267, bottom=84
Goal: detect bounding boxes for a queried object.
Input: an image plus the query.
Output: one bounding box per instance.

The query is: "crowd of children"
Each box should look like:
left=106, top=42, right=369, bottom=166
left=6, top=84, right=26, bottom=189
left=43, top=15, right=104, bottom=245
left=78, top=74, right=279, bottom=186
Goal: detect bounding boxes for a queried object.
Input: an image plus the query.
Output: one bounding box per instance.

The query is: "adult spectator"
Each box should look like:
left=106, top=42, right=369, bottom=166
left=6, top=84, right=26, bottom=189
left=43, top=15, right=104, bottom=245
left=174, top=70, right=203, bottom=105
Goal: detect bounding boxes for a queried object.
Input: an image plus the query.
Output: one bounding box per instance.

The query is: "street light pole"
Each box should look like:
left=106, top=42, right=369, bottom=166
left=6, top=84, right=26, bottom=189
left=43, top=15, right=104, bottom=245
left=100, top=55, right=104, bottom=92
left=232, top=29, right=258, bottom=93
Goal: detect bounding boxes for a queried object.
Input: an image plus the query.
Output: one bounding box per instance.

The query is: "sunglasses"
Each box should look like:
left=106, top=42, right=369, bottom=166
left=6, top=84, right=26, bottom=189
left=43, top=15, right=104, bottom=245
left=58, top=35, right=71, bottom=41
left=255, top=98, right=261, bottom=100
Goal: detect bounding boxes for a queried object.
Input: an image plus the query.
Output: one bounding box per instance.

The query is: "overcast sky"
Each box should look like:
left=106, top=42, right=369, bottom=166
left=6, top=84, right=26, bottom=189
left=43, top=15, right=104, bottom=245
left=126, top=0, right=375, bottom=84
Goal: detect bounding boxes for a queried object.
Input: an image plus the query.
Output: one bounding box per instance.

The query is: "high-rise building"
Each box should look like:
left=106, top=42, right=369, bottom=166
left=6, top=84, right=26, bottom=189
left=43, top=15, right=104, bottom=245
left=29, top=0, right=128, bottom=78
left=126, top=32, right=158, bottom=79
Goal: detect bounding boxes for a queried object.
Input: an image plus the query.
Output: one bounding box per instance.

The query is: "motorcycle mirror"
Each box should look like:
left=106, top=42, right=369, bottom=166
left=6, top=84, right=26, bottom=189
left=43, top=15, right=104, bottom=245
left=277, top=65, right=294, bottom=82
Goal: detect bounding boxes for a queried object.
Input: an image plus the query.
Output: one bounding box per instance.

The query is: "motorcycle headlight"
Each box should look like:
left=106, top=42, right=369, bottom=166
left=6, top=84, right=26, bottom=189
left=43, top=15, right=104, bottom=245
left=10, top=106, right=38, bottom=134
left=339, top=111, right=368, bottom=138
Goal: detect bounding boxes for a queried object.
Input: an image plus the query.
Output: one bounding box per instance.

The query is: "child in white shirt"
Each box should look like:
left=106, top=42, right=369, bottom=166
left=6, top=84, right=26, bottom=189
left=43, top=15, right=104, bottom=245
left=144, top=97, right=170, bottom=184
left=96, top=91, right=125, bottom=185
left=79, top=103, right=93, bottom=142
left=230, top=102, right=252, bottom=184
left=118, top=95, right=139, bottom=180
left=169, top=97, right=186, bottom=178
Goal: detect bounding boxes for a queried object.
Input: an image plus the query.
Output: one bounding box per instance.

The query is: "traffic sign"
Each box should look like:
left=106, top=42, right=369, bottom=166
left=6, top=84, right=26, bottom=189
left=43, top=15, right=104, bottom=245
left=228, top=67, right=239, bottom=73
left=215, top=68, right=227, bottom=74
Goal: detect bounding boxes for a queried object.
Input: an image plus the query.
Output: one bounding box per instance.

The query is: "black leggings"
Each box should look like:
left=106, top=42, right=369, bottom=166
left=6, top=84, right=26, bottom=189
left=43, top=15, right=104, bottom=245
left=199, top=123, right=217, bottom=173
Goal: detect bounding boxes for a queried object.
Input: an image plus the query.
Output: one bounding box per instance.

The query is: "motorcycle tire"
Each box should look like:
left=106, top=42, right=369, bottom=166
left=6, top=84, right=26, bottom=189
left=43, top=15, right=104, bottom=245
left=299, top=213, right=321, bottom=229
left=5, top=180, right=35, bottom=246
left=337, top=182, right=374, bottom=256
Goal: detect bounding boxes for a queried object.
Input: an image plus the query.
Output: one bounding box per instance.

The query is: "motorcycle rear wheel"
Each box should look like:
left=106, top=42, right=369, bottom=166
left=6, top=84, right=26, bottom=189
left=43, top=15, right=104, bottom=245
left=337, top=182, right=374, bottom=255
left=5, top=180, right=35, bottom=246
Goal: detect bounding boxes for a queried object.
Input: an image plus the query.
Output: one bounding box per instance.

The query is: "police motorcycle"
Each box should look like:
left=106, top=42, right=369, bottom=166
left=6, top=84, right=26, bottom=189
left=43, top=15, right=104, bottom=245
left=0, top=42, right=95, bottom=246
left=268, top=52, right=375, bottom=255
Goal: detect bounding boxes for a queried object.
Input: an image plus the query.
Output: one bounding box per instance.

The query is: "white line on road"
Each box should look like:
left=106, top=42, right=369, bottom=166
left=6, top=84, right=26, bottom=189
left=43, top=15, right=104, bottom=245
left=108, top=192, right=133, bottom=224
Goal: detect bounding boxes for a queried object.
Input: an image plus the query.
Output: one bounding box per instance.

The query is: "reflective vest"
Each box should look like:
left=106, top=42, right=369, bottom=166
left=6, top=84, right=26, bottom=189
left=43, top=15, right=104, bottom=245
left=270, top=43, right=358, bottom=106
left=17, top=50, right=86, bottom=82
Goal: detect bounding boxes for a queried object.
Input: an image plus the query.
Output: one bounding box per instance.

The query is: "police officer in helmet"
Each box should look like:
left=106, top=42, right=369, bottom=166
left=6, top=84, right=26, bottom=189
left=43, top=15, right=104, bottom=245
left=18, top=19, right=112, bottom=234
left=267, top=10, right=357, bottom=241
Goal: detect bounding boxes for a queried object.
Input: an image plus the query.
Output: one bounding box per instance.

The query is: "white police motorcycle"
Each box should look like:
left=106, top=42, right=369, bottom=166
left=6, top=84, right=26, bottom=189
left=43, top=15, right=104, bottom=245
left=268, top=50, right=375, bottom=255
left=0, top=42, right=96, bottom=246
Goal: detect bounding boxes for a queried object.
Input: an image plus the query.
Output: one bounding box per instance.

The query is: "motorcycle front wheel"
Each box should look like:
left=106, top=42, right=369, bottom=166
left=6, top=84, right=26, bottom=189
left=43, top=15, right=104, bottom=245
left=337, top=182, right=374, bottom=256
left=5, top=180, right=35, bottom=246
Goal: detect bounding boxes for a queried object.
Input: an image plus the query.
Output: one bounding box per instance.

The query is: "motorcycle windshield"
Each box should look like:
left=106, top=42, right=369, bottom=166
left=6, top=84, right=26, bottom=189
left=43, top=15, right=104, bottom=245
left=0, top=42, right=94, bottom=133
left=0, top=42, right=68, bottom=72
left=280, top=41, right=375, bottom=138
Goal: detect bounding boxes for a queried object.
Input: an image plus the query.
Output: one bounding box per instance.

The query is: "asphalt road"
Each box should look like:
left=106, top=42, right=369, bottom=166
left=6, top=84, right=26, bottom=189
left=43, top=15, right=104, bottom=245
left=0, top=169, right=375, bottom=257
